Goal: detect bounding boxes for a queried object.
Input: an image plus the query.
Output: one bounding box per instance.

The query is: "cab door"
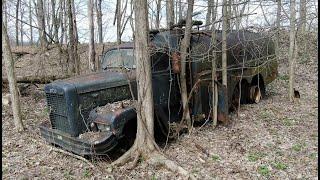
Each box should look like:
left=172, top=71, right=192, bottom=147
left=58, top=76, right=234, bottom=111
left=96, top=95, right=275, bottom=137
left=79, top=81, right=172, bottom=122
left=151, top=52, right=181, bottom=124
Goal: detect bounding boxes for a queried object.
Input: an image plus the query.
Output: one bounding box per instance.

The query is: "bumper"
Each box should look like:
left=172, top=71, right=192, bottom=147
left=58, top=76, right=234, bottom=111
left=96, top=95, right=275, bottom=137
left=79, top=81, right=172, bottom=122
left=39, top=121, right=118, bottom=156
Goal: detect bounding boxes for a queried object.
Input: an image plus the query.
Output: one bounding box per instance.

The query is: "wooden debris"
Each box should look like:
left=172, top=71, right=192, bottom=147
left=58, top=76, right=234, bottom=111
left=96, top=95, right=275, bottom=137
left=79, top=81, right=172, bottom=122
left=2, top=75, right=67, bottom=84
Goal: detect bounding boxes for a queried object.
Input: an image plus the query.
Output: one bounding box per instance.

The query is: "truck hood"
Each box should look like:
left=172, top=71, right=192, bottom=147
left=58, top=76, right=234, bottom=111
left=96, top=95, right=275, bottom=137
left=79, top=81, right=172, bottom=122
left=57, top=70, right=136, bottom=94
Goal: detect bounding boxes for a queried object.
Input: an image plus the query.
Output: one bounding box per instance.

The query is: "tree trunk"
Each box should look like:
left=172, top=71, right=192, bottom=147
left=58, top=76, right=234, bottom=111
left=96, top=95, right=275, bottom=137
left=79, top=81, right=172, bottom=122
left=288, top=0, right=296, bottom=101
left=155, top=0, right=161, bottom=29
left=45, top=0, right=53, bottom=43
left=300, top=0, right=306, bottom=34
left=178, top=0, right=182, bottom=21
left=210, top=0, right=218, bottom=128
left=4, top=1, right=8, bottom=31
left=88, top=0, right=96, bottom=72
left=180, top=0, right=194, bottom=129
left=63, top=0, right=68, bottom=44
left=16, top=0, right=21, bottom=46
left=52, top=0, right=59, bottom=43
left=175, top=0, right=178, bottom=24
left=51, top=0, right=56, bottom=42
left=113, top=0, right=156, bottom=164
left=71, top=0, right=80, bottom=74
left=205, top=0, right=213, bottom=30
left=116, top=0, right=121, bottom=45
left=222, top=0, right=228, bottom=87
left=134, top=0, right=156, bottom=152
left=29, top=0, right=33, bottom=45
left=276, top=0, right=281, bottom=62
left=150, top=1, right=154, bottom=29
left=36, top=0, right=48, bottom=48
left=166, top=0, right=174, bottom=28
left=2, top=21, right=25, bottom=132
left=96, top=0, right=103, bottom=43
left=20, top=3, right=24, bottom=46
left=71, top=0, right=78, bottom=42
left=59, top=0, right=65, bottom=44
left=67, top=0, right=76, bottom=75
left=226, top=0, right=232, bottom=30
left=299, top=0, right=308, bottom=62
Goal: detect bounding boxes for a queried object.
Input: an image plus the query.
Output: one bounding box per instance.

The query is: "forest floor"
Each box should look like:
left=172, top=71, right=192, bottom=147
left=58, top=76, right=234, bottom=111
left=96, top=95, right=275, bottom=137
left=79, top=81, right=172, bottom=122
left=2, top=33, right=318, bottom=179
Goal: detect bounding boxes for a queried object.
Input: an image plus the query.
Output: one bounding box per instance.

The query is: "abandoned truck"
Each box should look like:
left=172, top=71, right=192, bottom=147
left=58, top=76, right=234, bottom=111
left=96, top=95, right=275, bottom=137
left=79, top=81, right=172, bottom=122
left=40, top=29, right=278, bottom=156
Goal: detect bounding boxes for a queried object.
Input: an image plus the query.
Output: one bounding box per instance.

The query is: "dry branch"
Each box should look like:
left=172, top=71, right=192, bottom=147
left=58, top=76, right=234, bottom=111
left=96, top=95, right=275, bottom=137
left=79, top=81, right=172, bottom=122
left=149, top=152, right=196, bottom=180
left=51, top=146, right=95, bottom=168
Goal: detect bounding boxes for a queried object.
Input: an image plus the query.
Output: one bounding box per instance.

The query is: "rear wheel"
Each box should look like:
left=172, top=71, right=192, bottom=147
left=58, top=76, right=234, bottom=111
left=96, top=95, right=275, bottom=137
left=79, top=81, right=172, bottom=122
left=249, top=85, right=262, bottom=103
left=230, top=80, right=250, bottom=112
left=251, top=75, right=266, bottom=98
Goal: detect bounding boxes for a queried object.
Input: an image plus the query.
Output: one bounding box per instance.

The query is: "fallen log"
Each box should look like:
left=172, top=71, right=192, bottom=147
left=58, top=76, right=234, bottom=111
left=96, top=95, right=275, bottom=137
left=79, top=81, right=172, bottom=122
left=2, top=75, right=68, bottom=84
left=11, top=47, right=37, bottom=56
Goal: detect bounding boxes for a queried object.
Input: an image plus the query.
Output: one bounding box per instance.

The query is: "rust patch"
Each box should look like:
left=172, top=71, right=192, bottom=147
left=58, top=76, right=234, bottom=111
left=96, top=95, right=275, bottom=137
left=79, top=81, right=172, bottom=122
left=217, top=112, right=229, bottom=125
left=172, top=52, right=181, bottom=73
left=96, top=99, right=134, bottom=115
left=114, top=109, right=125, bottom=116
left=94, top=117, right=110, bottom=125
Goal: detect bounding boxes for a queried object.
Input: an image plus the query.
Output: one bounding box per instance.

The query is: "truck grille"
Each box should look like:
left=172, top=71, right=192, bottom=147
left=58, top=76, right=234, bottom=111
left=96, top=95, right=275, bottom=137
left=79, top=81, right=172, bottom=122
left=46, top=93, right=70, bottom=132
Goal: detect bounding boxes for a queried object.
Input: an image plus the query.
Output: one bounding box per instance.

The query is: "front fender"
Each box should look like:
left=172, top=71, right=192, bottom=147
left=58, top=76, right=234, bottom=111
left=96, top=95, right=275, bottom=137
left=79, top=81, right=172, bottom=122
left=89, top=107, right=136, bottom=138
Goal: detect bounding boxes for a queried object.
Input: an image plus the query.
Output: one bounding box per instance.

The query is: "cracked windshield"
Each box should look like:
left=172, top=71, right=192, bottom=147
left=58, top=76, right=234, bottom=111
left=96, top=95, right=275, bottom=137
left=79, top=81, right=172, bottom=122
left=102, top=49, right=135, bottom=69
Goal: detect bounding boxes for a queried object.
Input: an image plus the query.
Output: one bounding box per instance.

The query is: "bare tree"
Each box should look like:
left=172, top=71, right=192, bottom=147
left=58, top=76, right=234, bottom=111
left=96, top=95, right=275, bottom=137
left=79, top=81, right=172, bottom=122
left=16, top=0, right=21, bottom=46
left=300, top=0, right=306, bottom=34
left=67, top=0, right=76, bottom=74
left=63, top=0, right=68, bottom=44
left=205, top=0, right=213, bottom=30
left=210, top=0, right=218, bottom=127
left=20, top=1, right=24, bottom=46
left=36, top=0, right=48, bottom=48
left=95, top=0, right=103, bottom=43
left=2, top=21, right=25, bottom=132
left=222, top=0, right=228, bottom=87
left=59, top=0, right=65, bottom=44
left=52, top=0, right=60, bottom=43
left=276, top=0, right=281, bottom=61
left=288, top=0, right=297, bottom=101
left=155, top=0, right=161, bottom=29
left=112, top=0, right=156, bottom=166
left=114, top=0, right=129, bottom=45
left=259, top=1, right=270, bottom=27
left=180, top=0, right=194, bottom=129
left=29, top=0, right=33, bottom=44
left=115, top=0, right=121, bottom=44
left=112, top=2, right=195, bottom=178
left=4, top=0, right=8, bottom=30
left=226, top=0, right=232, bottom=30
left=299, top=0, right=308, bottom=62
left=44, top=0, right=53, bottom=43
left=71, top=0, right=80, bottom=74
left=133, top=0, right=155, bottom=155
left=233, top=1, right=247, bottom=30
left=178, top=0, right=182, bottom=21
left=88, top=0, right=96, bottom=72
left=166, top=0, right=174, bottom=28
